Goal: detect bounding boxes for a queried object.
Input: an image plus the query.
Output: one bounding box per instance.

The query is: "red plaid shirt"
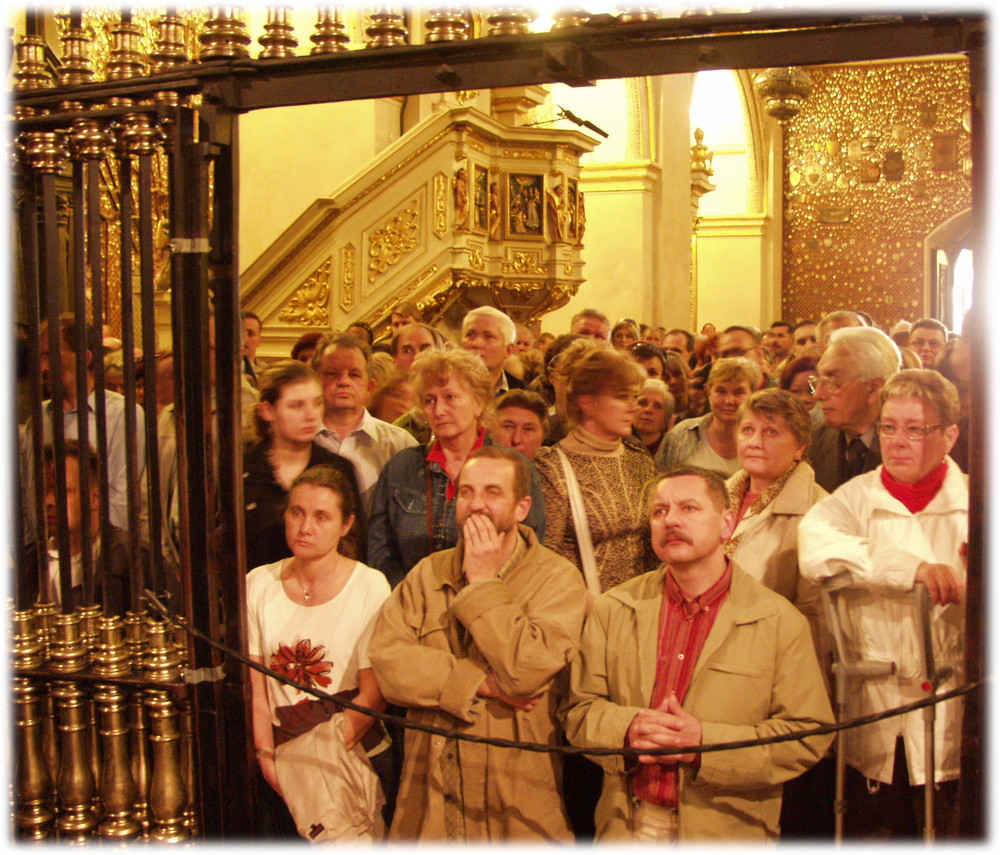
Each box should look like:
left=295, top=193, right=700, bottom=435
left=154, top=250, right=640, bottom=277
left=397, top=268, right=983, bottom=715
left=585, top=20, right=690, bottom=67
left=630, top=562, right=732, bottom=808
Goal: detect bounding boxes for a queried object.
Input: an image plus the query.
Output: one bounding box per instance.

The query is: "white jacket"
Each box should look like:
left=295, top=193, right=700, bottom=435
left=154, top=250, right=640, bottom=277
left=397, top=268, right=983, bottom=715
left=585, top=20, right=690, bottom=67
left=798, top=459, right=968, bottom=785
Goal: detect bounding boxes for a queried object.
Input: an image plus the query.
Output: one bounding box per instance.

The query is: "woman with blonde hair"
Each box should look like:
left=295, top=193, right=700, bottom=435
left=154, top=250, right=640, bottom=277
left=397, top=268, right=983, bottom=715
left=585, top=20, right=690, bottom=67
left=534, top=348, right=658, bottom=595
left=655, top=357, right=759, bottom=477
left=367, top=348, right=546, bottom=588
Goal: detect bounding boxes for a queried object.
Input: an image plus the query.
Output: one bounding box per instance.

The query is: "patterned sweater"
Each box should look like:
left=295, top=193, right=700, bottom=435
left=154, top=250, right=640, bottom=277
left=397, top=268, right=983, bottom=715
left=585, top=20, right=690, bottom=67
left=534, top=427, right=658, bottom=592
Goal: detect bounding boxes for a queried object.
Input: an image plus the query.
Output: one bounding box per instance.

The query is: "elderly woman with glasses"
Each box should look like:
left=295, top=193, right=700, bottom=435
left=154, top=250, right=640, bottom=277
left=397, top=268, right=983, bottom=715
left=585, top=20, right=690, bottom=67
left=799, top=369, right=968, bottom=840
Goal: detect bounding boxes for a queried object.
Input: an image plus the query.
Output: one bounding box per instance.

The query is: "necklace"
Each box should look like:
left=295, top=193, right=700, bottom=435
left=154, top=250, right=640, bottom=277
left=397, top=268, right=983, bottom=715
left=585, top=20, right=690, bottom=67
left=290, top=556, right=341, bottom=603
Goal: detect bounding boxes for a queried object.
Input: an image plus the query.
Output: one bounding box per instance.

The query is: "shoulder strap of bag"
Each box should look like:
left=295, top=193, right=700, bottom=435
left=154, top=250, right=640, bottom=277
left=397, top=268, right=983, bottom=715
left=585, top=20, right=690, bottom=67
left=555, top=447, right=602, bottom=596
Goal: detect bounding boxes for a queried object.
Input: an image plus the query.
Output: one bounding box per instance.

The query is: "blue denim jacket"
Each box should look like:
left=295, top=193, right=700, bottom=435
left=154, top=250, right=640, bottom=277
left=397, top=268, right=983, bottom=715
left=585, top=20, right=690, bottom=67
left=367, top=438, right=546, bottom=588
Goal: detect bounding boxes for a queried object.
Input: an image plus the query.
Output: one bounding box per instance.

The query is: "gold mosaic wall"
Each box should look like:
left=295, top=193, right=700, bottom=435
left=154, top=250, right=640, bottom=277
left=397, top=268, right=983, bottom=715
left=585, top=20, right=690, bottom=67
left=781, top=59, right=971, bottom=328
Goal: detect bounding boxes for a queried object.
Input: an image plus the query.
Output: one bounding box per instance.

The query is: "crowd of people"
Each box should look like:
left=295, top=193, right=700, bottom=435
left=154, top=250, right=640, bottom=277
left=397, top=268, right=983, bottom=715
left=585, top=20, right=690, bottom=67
left=25, top=300, right=971, bottom=843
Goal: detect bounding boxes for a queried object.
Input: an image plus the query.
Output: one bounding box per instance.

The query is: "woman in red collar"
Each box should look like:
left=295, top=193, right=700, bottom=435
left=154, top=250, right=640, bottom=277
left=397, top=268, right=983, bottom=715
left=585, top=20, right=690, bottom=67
left=367, top=348, right=547, bottom=589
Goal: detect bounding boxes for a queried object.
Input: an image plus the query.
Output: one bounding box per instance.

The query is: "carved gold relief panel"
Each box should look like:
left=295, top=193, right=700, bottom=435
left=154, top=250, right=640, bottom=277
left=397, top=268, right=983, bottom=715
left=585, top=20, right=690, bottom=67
left=340, top=244, right=356, bottom=312
left=433, top=173, right=448, bottom=239
left=279, top=258, right=331, bottom=326
left=368, top=200, right=420, bottom=279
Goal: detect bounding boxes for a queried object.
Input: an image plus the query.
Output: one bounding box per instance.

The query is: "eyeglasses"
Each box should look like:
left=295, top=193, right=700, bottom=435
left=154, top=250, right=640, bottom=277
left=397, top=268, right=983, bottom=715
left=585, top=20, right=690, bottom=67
left=876, top=422, right=943, bottom=441
left=808, top=374, right=859, bottom=395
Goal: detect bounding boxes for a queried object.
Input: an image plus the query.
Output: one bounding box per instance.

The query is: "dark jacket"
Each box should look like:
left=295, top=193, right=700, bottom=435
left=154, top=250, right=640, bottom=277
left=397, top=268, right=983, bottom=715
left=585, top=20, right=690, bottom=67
left=806, top=423, right=881, bottom=493
left=242, top=440, right=365, bottom=571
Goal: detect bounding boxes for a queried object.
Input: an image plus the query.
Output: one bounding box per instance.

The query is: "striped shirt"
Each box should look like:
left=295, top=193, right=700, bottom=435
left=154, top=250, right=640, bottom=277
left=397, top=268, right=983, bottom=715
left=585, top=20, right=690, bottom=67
left=630, top=562, right=732, bottom=808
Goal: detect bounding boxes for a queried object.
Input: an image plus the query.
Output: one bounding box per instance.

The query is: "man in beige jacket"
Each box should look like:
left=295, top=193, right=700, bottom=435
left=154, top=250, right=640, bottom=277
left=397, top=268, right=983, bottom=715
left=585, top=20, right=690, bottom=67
left=561, top=465, right=833, bottom=842
left=369, top=445, right=590, bottom=841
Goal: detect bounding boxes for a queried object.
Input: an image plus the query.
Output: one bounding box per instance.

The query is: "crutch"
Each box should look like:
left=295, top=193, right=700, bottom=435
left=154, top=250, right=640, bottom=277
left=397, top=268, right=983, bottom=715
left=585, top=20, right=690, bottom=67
left=820, top=575, right=896, bottom=845
left=915, top=583, right=953, bottom=845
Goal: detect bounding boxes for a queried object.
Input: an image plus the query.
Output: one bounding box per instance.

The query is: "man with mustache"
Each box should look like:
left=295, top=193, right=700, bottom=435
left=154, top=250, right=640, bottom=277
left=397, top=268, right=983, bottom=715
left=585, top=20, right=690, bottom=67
left=561, top=466, right=833, bottom=842
left=369, top=446, right=590, bottom=841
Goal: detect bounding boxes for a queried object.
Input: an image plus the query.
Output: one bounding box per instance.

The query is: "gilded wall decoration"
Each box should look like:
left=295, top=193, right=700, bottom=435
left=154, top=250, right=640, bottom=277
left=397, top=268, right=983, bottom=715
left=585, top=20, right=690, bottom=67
left=369, top=200, right=419, bottom=276
left=433, top=173, right=448, bottom=238
left=340, top=244, right=356, bottom=312
left=501, top=251, right=541, bottom=274
left=782, top=60, right=971, bottom=328
left=279, top=258, right=330, bottom=326
left=502, top=148, right=549, bottom=160
left=468, top=245, right=486, bottom=271
left=370, top=264, right=439, bottom=320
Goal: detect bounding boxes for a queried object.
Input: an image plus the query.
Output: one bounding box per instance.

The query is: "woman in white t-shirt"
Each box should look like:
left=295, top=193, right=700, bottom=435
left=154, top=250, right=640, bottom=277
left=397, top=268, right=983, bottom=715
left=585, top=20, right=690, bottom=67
left=247, top=464, right=390, bottom=838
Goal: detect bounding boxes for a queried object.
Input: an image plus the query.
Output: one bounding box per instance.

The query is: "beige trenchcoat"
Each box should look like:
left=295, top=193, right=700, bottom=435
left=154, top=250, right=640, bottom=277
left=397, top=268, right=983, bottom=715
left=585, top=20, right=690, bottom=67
left=726, top=460, right=831, bottom=666
left=561, top=563, right=834, bottom=842
left=368, top=525, right=591, bottom=842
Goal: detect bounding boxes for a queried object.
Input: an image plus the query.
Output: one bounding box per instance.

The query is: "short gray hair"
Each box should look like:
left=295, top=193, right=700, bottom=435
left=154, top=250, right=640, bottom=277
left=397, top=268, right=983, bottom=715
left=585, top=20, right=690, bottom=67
left=639, top=378, right=675, bottom=421
left=826, top=326, right=901, bottom=384
left=463, top=306, right=516, bottom=347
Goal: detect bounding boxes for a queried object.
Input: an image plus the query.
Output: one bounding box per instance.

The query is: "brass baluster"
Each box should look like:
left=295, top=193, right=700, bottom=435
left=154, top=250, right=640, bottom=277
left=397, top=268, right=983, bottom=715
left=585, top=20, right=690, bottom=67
left=33, top=601, right=58, bottom=660
left=178, top=699, right=198, bottom=833
left=14, top=678, right=54, bottom=839
left=616, top=5, right=661, bottom=23
left=12, top=24, right=53, bottom=106
left=129, top=689, right=153, bottom=837
left=93, top=615, right=133, bottom=678
left=124, top=610, right=147, bottom=672
left=144, top=617, right=183, bottom=683
left=149, top=11, right=191, bottom=105
left=49, top=611, right=90, bottom=675
left=487, top=6, right=538, bottom=36
left=199, top=6, right=252, bottom=60
left=259, top=5, right=299, bottom=58
left=56, top=10, right=94, bottom=117
left=53, top=681, right=97, bottom=841
left=551, top=7, right=592, bottom=29
left=425, top=7, right=471, bottom=42
left=105, top=11, right=148, bottom=108
left=76, top=603, right=102, bottom=653
left=366, top=6, right=409, bottom=48
left=94, top=684, right=141, bottom=839
left=146, top=690, right=189, bottom=841
left=311, top=6, right=351, bottom=53
left=12, top=608, right=45, bottom=670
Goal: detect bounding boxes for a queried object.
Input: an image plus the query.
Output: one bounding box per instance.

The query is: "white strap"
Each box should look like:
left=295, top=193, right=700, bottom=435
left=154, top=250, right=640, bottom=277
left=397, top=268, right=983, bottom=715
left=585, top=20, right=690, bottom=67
left=555, top=447, right=602, bottom=596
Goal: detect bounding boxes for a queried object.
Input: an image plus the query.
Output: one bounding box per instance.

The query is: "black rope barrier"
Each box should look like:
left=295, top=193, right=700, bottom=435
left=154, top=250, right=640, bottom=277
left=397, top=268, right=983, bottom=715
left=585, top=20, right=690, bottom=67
left=145, top=589, right=987, bottom=759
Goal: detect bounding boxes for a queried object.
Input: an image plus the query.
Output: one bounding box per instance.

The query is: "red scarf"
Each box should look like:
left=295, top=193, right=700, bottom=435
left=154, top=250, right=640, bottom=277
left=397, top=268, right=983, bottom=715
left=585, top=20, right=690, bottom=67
left=880, top=459, right=948, bottom=513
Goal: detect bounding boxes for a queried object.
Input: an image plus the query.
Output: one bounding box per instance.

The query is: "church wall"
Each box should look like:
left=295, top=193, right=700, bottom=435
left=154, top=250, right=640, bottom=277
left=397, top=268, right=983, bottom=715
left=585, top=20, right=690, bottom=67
left=781, top=58, right=972, bottom=329
left=238, top=99, right=402, bottom=277
left=539, top=75, right=695, bottom=336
